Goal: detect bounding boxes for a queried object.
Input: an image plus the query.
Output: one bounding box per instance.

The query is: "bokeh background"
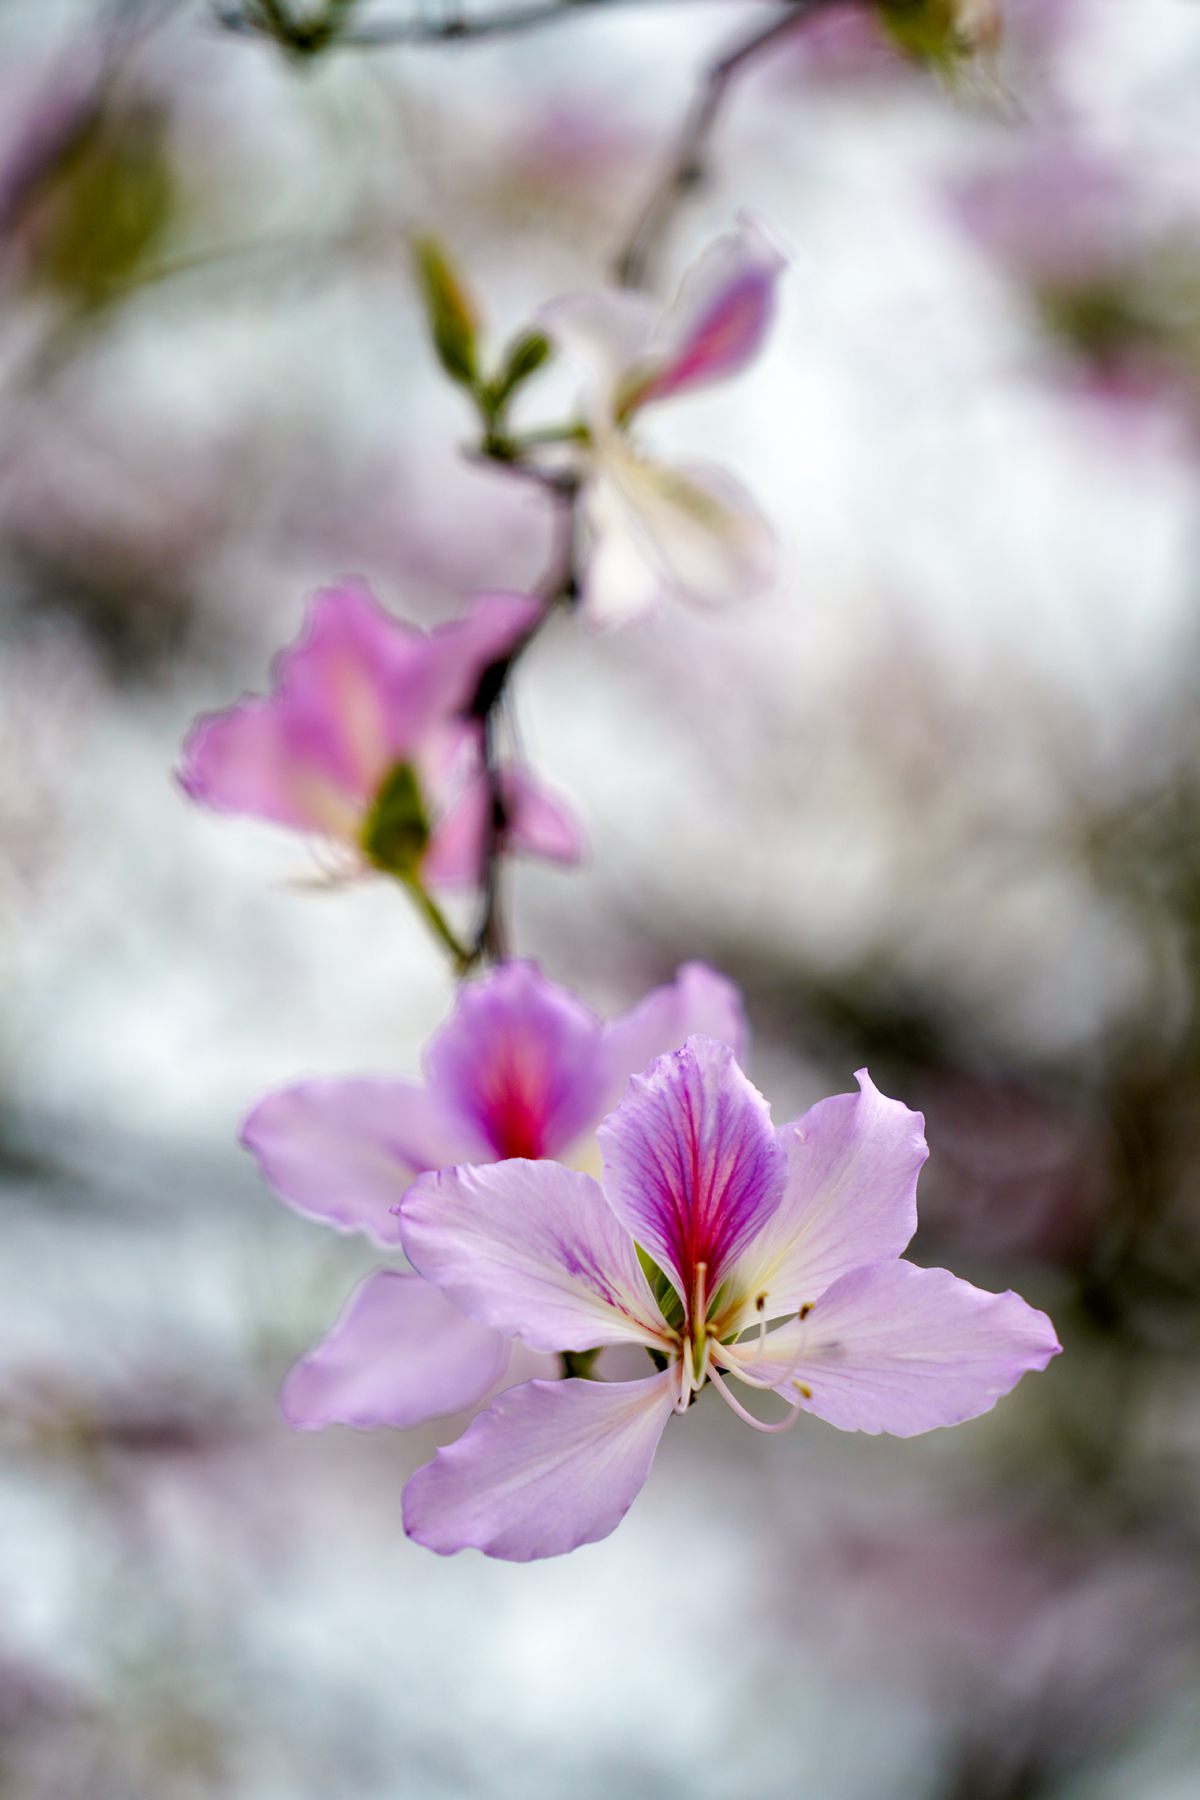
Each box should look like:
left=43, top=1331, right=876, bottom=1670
left=5, top=0, right=1200, bottom=1794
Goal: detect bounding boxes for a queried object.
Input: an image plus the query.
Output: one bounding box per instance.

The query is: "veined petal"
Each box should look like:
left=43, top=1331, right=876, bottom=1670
left=599, top=962, right=748, bottom=1118
left=621, top=213, right=787, bottom=413
left=280, top=1270, right=508, bottom=1430
left=242, top=1077, right=488, bottom=1246
left=605, top=448, right=776, bottom=611
left=538, top=289, right=660, bottom=410
left=747, top=1260, right=1060, bottom=1437
left=399, top=1161, right=667, bottom=1352
left=598, top=1036, right=786, bottom=1302
left=402, top=1371, right=676, bottom=1560
left=423, top=961, right=608, bottom=1161
left=732, top=1071, right=927, bottom=1317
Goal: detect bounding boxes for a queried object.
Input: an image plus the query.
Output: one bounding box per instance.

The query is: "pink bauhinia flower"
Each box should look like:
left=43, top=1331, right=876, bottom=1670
left=243, top=960, right=746, bottom=1433
left=397, top=1036, right=1060, bottom=1561
left=539, top=214, right=785, bottom=628
left=178, top=581, right=581, bottom=894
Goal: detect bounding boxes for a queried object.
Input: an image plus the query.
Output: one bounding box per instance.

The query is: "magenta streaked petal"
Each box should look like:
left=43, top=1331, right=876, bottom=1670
left=625, top=214, right=787, bottom=411
left=597, top=1036, right=787, bottom=1301
left=600, top=963, right=748, bottom=1117
left=280, top=1270, right=509, bottom=1430
left=733, top=1070, right=927, bottom=1314
left=423, top=961, right=608, bottom=1160
left=402, top=1371, right=676, bottom=1559
left=399, top=1160, right=666, bottom=1352
left=241, top=1077, right=489, bottom=1246
left=750, top=1260, right=1060, bottom=1436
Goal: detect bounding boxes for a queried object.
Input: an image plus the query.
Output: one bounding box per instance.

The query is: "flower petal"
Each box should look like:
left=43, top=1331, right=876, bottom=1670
left=178, top=585, right=542, bottom=838
left=748, top=1260, right=1060, bottom=1436
left=578, top=468, right=667, bottom=629
left=600, top=962, right=748, bottom=1117
left=423, top=764, right=584, bottom=889
left=538, top=288, right=660, bottom=405
left=502, top=765, right=586, bottom=866
left=733, top=1070, right=927, bottom=1315
left=242, top=1077, right=488, bottom=1246
left=399, top=1160, right=666, bottom=1352
left=598, top=1036, right=787, bottom=1302
left=622, top=213, right=787, bottom=412
left=423, top=961, right=608, bottom=1160
left=280, top=1270, right=509, bottom=1430
left=604, top=448, right=777, bottom=611
left=402, top=1370, right=676, bottom=1560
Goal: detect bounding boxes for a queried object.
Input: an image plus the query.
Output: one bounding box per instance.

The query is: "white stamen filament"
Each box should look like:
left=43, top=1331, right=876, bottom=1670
left=706, top=1361, right=806, bottom=1434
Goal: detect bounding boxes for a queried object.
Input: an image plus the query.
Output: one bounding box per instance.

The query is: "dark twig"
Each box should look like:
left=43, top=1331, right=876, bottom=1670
left=613, top=0, right=845, bottom=290
left=213, top=0, right=694, bottom=51
left=467, top=478, right=580, bottom=968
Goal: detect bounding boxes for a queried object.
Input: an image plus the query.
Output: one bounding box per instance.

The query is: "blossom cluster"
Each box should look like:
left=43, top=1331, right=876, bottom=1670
left=179, top=209, right=1060, bottom=1562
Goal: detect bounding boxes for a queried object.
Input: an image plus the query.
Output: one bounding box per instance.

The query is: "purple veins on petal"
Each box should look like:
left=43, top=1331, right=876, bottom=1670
left=423, top=960, right=609, bottom=1160
left=281, top=1270, right=509, bottom=1431
left=402, top=1371, right=677, bottom=1560
left=598, top=1035, right=787, bottom=1302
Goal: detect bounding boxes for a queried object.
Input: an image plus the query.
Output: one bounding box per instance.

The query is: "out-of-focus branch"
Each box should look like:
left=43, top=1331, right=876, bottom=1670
left=613, top=0, right=850, bottom=290
left=213, top=0, right=694, bottom=51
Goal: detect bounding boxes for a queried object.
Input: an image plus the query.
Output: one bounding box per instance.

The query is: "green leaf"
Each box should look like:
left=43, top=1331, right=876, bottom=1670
left=359, top=762, right=430, bottom=880
left=412, top=237, right=481, bottom=389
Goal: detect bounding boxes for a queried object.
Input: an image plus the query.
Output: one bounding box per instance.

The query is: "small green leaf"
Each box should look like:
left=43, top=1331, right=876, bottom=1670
left=360, top=762, right=430, bottom=879
left=489, top=330, right=552, bottom=410
left=413, top=237, right=481, bottom=388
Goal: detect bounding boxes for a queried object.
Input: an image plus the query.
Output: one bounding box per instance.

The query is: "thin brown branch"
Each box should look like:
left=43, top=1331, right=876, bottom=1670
left=613, top=0, right=847, bottom=290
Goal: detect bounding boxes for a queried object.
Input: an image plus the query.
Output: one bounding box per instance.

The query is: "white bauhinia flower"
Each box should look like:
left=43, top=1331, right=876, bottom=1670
left=539, top=215, right=787, bottom=629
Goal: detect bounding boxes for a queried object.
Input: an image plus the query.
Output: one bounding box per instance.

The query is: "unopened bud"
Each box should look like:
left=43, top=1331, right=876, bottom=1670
left=412, top=237, right=481, bottom=389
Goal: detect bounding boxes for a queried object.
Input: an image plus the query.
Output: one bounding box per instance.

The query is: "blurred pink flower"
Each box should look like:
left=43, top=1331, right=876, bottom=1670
left=539, top=215, right=785, bottom=627
left=398, top=1037, right=1059, bottom=1561
left=178, top=581, right=581, bottom=891
left=244, top=959, right=746, bottom=1432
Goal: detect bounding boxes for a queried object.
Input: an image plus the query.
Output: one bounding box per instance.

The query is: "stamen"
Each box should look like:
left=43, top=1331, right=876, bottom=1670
left=673, top=1354, right=691, bottom=1415
left=735, top=1292, right=770, bottom=1371
left=707, top=1362, right=807, bottom=1434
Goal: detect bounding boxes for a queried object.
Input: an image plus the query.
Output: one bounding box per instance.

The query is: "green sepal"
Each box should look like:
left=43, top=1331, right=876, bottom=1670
left=877, top=0, right=976, bottom=69
left=561, top=1349, right=602, bottom=1380
left=487, top=330, right=552, bottom=411
left=413, top=237, right=481, bottom=389
left=360, top=761, right=430, bottom=880
left=635, top=1243, right=685, bottom=1332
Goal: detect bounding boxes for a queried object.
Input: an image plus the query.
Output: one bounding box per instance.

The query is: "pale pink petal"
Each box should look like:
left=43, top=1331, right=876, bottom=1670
left=538, top=289, right=660, bottom=404
left=402, top=1370, right=676, bottom=1559
left=178, top=694, right=360, bottom=838
left=421, top=761, right=488, bottom=890
left=280, top=1270, right=509, bottom=1430
left=597, top=1036, right=786, bottom=1301
left=439, top=591, right=545, bottom=714
left=423, top=961, right=608, bottom=1160
left=502, top=766, right=585, bottom=866
left=422, top=763, right=584, bottom=890
left=399, top=1160, right=666, bottom=1352
left=733, top=1070, right=927, bottom=1314
left=622, top=213, right=787, bottom=412
left=603, top=447, right=777, bottom=611
left=241, top=1078, right=490, bottom=1246
left=747, top=1260, right=1060, bottom=1436
left=600, top=962, right=748, bottom=1116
